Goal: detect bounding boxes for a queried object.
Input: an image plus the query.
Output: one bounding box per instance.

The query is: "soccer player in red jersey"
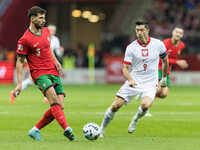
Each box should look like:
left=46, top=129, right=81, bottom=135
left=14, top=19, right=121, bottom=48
left=157, top=27, right=188, bottom=98
left=12, top=6, right=74, bottom=141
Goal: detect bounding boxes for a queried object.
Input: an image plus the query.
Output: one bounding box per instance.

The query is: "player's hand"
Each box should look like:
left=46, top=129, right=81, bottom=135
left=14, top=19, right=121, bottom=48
left=160, top=77, right=167, bottom=87
left=177, top=60, right=188, bottom=69
left=129, top=80, right=137, bottom=88
left=55, top=61, right=63, bottom=75
left=13, top=84, right=22, bottom=97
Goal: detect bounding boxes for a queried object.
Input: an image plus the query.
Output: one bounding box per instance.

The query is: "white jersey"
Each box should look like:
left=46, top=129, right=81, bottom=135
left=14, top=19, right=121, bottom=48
left=124, top=37, right=166, bottom=87
left=50, top=35, right=62, bottom=56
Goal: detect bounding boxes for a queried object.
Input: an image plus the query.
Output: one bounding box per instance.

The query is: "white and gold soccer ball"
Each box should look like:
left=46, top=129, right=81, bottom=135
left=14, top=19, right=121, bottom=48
left=83, top=123, right=100, bottom=140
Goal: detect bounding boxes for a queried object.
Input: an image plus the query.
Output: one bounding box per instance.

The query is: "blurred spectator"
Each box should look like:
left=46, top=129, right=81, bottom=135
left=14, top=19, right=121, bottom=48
left=63, top=50, right=76, bottom=69
left=144, top=0, right=200, bottom=54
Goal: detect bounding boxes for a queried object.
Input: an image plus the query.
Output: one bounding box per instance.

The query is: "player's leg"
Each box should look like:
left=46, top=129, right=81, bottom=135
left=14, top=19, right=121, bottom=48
left=99, top=96, right=126, bottom=137
left=52, top=75, right=74, bottom=141
left=46, top=87, right=74, bottom=141
left=128, top=85, right=157, bottom=133
left=28, top=76, right=55, bottom=141
left=22, top=76, right=33, bottom=90
left=156, top=70, right=170, bottom=98
left=128, top=96, right=153, bottom=133
left=28, top=88, right=59, bottom=141
left=28, top=75, right=73, bottom=141
left=57, top=94, right=75, bottom=141
left=158, top=86, right=169, bottom=98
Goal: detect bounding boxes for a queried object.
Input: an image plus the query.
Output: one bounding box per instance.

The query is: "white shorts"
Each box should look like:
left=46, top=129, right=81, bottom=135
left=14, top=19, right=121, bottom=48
left=116, top=81, right=157, bottom=105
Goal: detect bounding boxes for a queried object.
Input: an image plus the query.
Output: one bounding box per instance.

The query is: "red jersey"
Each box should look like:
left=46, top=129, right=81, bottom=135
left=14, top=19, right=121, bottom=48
left=16, top=27, right=59, bottom=82
left=158, top=38, right=185, bottom=74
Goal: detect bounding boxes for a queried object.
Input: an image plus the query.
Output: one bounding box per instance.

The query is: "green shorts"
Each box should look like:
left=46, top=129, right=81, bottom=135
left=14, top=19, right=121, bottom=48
left=35, top=75, right=65, bottom=96
left=158, top=69, right=170, bottom=87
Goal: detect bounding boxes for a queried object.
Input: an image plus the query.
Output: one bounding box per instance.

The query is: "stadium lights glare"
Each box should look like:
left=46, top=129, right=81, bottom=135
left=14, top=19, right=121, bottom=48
left=72, top=10, right=82, bottom=18
left=82, top=11, right=92, bottom=19
left=88, top=15, right=99, bottom=23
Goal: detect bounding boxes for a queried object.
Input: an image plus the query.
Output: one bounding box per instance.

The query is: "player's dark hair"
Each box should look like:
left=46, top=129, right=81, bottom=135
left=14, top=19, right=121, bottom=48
left=28, top=6, right=46, bottom=20
left=135, top=19, right=149, bottom=29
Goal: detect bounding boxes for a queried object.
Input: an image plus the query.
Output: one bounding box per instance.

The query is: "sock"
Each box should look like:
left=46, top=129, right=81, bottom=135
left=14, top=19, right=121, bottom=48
left=101, top=108, right=115, bottom=130
left=51, top=104, right=69, bottom=130
left=133, top=106, right=148, bottom=121
left=22, top=77, right=33, bottom=90
left=35, top=108, right=54, bottom=130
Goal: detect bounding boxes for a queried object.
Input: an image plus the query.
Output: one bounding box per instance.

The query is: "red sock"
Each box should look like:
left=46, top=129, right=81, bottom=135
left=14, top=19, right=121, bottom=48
left=51, top=104, right=69, bottom=130
left=35, top=108, right=54, bottom=130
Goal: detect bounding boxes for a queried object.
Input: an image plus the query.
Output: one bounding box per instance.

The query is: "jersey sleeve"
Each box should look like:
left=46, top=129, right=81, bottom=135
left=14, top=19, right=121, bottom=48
left=159, top=41, right=167, bottom=59
left=16, top=38, right=29, bottom=56
left=123, top=45, right=132, bottom=65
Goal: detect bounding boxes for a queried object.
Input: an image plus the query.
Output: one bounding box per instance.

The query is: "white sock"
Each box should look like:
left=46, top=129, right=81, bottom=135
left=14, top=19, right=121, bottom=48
left=22, top=78, right=33, bottom=91
left=32, top=126, right=39, bottom=131
left=133, top=106, right=148, bottom=121
left=101, top=108, right=115, bottom=130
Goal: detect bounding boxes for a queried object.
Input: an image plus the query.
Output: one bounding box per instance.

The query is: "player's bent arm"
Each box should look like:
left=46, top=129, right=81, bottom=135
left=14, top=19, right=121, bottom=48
left=161, top=54, right=169, bottom=77
left=13, top=55, right=26, bottom=96
left=16, top=55, right=26, bottom=85
left=122, top=63, right=136, bottom=87
left=160, top=54, right=169, bottom=87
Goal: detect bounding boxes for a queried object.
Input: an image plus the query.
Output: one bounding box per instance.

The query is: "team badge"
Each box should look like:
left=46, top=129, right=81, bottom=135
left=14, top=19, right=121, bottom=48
left=141, top=49, right=148, bottom=57
left=18, top=44, right=23, bottom=50
left=43, top=83, right=46, bottom=88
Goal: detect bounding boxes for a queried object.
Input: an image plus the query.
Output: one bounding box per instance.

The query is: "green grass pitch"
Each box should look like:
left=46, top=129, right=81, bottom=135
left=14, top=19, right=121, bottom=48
left=0, top=84, right=200, bottom=150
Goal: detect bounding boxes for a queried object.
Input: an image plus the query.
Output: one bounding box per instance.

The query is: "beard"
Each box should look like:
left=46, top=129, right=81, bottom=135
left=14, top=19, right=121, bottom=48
left=35, top=23, right=44, bottom=29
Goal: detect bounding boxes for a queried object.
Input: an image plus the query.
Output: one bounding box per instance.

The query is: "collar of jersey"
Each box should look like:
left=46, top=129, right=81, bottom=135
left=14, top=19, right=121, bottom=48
left=137, top=37, right=151, bottom=47
left=28, top=28, right=42, bottom=36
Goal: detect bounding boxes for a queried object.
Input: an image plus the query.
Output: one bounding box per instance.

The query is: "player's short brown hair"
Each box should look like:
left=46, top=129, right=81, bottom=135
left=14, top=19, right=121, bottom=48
left=28, top=6, right=46, bottom=19
left=135, top=19, right=149, bottom=29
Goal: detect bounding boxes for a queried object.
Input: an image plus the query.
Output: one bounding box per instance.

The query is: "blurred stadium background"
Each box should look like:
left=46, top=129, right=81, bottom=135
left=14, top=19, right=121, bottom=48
left=0, top=0, right=200, bottom=85
left=0, top=1, right=200, bottom=150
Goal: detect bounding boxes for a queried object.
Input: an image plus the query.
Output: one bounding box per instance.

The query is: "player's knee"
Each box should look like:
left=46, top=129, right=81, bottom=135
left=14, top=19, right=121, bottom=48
left=49, top=95, right=59, bottom=104
left=110, top=104, right=121, bottom=112
left=141, top=103, right=150, bottom=112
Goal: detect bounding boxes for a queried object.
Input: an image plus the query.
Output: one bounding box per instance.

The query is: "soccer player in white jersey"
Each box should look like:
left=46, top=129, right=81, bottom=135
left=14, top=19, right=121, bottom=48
left=10, top=24, right=63, bottom=104
left=99, top=19, right=169, bottom=137
left=48, top=24, right=64, bottom=64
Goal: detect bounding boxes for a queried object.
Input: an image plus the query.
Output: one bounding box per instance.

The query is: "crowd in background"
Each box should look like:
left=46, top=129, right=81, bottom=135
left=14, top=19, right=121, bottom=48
left=145, top=0, right=200, bottom=53
left=0, top=45, right=104, bottom=69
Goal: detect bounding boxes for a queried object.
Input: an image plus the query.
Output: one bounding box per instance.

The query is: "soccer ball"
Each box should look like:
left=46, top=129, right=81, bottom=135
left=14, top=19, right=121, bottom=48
left=83, top=123, right=100, bottom=140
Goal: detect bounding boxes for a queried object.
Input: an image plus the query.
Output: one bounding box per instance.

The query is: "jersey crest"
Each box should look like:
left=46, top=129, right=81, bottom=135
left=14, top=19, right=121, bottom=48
left=141, top=49, right=148, bottom=57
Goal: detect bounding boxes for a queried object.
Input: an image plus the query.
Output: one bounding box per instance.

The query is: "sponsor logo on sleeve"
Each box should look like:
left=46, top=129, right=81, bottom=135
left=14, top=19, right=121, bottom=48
left=18, top=44, right=23, bottom=50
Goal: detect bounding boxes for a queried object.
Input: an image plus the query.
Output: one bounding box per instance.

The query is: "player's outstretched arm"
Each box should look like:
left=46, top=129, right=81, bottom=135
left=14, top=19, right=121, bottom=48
left=13, top=55, right=26, bottom=96
left=160, top=54, right=169, bottom=87
left=122, top=63, right=137, bottom=88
